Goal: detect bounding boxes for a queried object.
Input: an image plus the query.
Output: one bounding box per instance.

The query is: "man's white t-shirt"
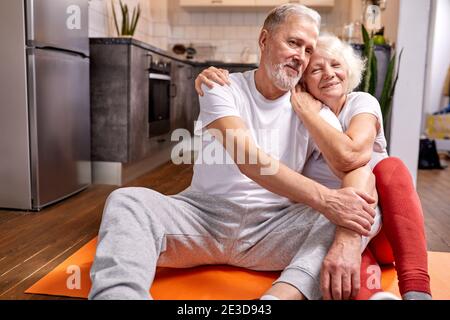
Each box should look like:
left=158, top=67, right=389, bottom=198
left=190, top=69, right=338, bottom=207
left=302, top=92, right=389, bottom=189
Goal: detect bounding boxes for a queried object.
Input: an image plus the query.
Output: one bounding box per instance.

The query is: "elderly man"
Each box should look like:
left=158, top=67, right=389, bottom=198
left=89, top=4, right=379, bottom=300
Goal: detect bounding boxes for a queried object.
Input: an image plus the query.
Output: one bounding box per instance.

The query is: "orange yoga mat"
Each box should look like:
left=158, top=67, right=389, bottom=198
left=25, top=237, right=450, bottom=300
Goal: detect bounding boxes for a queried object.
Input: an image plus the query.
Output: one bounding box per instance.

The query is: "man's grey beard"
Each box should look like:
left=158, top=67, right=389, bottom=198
left=266, top=60, right=302, bottom=91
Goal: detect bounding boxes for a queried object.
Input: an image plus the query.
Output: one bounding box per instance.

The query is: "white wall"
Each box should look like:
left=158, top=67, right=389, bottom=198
left=389, top=0, right=432, bottom=183
left=423, top=0, right=450, bottom=117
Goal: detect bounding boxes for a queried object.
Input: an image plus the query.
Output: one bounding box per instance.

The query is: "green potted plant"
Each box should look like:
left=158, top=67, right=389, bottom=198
left=361, top=24, right=403, bottom=142
left=361, top=24, right=378, bottom=97
left=111, top=0, right=141, bottom=37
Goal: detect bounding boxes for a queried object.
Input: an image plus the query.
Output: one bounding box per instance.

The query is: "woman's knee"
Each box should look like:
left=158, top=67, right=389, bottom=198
left=373, top=157, right=408, bottom=179
left=373, top=157, right=414, bottom=191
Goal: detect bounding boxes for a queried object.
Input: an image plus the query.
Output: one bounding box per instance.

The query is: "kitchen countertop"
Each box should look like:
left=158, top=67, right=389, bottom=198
left=89, top=37, right=259, bottom=68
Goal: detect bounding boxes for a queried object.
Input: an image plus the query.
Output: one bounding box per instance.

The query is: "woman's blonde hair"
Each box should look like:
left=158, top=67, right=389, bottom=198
left=315, top=33, right=366, bottom=93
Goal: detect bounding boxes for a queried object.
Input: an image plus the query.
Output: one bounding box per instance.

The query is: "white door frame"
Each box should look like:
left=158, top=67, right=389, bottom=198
left=389, top=0, right=432, bottom=184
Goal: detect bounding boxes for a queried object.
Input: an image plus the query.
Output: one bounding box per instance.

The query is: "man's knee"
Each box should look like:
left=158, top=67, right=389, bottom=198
left=106, top=187, right=161, bottom=206
left=103, top=187, right=161, bottom=222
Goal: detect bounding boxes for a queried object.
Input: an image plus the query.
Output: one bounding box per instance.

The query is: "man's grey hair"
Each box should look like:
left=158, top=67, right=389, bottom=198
left=316, top=34, right=366, bottom=93
left=263, top=3, right=321, bottom=34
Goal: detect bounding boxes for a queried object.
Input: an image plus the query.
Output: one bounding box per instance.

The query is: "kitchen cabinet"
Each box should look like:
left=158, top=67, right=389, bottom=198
left=129, top=45, right=150, bottom=162
left=90, top=38, right=258, bottom=167
left=300, top=0, right=334, bottom=7
left=180, top=0, right=255, bottom=8
left=90, top=41, right=175, bottom=164
left=254, top=0, right=287, bottom=6
left=90, top=42, right=150, bottom=163
left=181, top=0, right=334, bottom=8
left=90, top=43, right=129, bottom=163
left=255, top=0, right=334, bottom=6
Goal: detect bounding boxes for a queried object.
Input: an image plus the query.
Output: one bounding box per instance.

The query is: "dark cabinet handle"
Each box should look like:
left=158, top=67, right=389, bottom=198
left=170, top=83, right=177, bottom=98
left=146, top=53, right=153, bottom=69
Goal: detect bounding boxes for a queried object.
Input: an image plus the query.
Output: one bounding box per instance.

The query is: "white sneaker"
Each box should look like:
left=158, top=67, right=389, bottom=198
left=369, top=292, right=401, bottom=300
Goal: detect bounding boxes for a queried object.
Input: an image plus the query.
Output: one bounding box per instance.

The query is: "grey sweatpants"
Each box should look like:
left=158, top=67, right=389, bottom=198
left=89, top=187, right=380, bottom=300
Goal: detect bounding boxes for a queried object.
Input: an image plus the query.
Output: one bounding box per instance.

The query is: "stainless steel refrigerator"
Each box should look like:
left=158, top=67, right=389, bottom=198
left=0, top=0, right=91, bottom=210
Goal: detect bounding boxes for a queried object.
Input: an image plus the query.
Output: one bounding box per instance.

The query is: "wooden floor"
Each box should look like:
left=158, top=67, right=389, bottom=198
left=416, top=167, right=450, bottom=252
left=0, top=162, right=449, bottom=300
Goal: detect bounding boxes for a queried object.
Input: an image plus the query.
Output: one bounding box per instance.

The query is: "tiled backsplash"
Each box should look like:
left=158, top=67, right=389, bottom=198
left=88, top=0, right=169, bottom=50
left=89, top=0, right=398, bottom=63
left=167, top=0, right=356, bottom=63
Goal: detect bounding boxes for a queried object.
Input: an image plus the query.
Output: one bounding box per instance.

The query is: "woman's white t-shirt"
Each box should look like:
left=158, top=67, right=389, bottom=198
left=302, top=92, right=389, bottom=189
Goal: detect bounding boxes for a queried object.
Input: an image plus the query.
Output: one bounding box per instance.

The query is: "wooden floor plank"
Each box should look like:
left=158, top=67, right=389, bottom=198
left=417, top=167, right=450, bottom=251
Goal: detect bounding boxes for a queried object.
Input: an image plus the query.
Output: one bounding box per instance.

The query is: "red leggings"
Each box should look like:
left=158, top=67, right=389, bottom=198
left=356, top=157, right=431, bottom=299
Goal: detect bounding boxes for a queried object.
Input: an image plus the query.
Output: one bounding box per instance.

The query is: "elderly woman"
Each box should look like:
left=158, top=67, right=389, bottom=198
left=194, top=34, right=431, bottom=300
